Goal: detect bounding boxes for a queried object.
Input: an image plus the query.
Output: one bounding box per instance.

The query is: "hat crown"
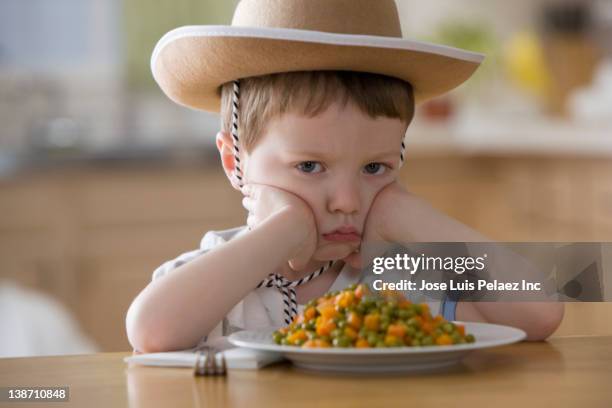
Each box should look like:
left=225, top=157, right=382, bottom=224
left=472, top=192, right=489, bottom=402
left=232, top=0, right=403, bottom=38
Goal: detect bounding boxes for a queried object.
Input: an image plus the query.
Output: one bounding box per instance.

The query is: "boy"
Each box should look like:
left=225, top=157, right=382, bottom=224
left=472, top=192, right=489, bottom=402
left=126, top=0, right=563, bottom=353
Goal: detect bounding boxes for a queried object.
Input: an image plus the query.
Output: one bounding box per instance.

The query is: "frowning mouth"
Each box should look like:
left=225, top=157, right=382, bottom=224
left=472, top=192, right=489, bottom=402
left=322, top=226, right=361, bottom=242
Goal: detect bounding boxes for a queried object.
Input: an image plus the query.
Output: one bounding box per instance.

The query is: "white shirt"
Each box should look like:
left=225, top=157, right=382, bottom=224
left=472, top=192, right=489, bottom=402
left=152, top=226, right=455, bottom=346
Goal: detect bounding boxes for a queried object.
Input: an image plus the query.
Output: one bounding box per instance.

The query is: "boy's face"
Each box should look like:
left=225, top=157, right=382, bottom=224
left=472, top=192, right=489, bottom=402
left=240, top=102, right=406, bottom=263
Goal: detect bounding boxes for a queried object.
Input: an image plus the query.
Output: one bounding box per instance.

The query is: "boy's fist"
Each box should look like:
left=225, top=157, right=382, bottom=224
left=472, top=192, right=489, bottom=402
left=240, top=183, right=317, bottom=271
left=347, top=181, right=412, bottom=269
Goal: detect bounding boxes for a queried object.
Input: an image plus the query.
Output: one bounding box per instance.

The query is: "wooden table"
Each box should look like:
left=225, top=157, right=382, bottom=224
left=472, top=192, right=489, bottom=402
left=1, top=336, right=610, bottom=407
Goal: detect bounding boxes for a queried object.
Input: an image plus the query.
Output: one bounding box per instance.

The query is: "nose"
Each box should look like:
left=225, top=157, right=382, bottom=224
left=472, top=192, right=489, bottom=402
left=327, top=178, right=361, bottom=215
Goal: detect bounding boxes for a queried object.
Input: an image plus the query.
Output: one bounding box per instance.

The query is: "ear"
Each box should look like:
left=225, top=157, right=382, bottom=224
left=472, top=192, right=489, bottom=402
left=215, top=131, right=242, bottom=191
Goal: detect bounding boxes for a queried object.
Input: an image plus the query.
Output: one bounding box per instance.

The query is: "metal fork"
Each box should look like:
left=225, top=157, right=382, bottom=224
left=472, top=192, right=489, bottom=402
left=194, top=346, right=227, bottom=376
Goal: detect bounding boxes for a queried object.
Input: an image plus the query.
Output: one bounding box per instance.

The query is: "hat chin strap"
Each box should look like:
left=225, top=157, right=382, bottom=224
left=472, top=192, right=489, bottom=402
left=230, top=79, right=404, bottom=326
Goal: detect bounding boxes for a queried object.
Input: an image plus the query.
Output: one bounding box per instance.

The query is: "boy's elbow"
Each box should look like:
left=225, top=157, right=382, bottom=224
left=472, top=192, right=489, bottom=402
left=524, top=303, right=565, bottom=341
left=126, top=299, right=171, bottom=353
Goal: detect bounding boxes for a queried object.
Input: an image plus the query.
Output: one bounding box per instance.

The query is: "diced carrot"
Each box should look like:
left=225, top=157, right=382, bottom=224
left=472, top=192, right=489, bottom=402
left=347, top=311, right=362, bottom=330
left=421, top=321, right=434, bottom=334
left=398, top=299, right=412, bottom=309
left=355, top=338, right=370, bottom=348
left=287, top=330, right=307, bottom=345
left=317, top=304, right=338, bottom=320
left=335, top=291, right=355, bottom=308
left=364, top=313, right=380, bottom=331
left=317, top=339, right=331, bottom=348
left=302, top=340, right=317, bottom=348
left=354, top=284, right=366, bottom=300
left=344, top=327, right=358, bottom=340
left=433, top=315, right=444, bottom=324
left=302, top=338, right=332, bottom=348
left=419, top=303, right=430, bottom=317
left=456, top=324, right=465, bottom=336
left=387, top=323, right=406, bottom=338
left=316, top=318, right=336, bottom=337
left=436, top=333, right=453, bottom=345
left=304, top=307, right=316, bottom=321
left=384, top=334, right=400, bottom=347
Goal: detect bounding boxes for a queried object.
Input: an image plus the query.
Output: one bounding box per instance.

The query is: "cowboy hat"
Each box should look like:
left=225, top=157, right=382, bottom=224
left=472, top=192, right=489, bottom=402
left=151, top=0, right=485, bottom=113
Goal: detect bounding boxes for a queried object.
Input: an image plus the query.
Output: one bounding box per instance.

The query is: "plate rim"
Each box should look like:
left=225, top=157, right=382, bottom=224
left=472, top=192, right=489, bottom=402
left=228, top=321, right=526, bottom=355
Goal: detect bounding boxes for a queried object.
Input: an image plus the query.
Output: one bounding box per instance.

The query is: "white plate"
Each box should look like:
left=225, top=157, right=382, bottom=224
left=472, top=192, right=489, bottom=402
left=228, top=321, right=526, bottom=373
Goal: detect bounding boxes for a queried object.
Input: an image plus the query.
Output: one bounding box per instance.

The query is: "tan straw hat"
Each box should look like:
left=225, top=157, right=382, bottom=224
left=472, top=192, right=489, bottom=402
left=151, top=0, right=485, bottom=113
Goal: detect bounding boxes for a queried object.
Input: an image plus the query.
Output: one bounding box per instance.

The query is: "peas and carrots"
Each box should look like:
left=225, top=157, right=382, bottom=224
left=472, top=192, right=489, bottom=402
left=272, top=284, right=476, bottom=348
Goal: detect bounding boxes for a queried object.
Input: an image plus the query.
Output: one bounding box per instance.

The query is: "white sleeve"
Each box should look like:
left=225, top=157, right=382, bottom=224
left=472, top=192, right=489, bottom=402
left=151, top=230, right=230, bottom=281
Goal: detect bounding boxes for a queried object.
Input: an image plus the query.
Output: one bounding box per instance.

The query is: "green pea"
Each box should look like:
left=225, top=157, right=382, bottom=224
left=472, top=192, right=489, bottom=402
left=398, top=309, right=414, bottom=320
left=273, top=332, right=283, bottom=344
left=442, top=323, right=455, bottom=333
left=413, top=304, right=422, bottom=314
left=306, top=330, right=317, bottom=340
left=333, top=336, right=351, bottom=348
left=305, top=320, right=316, bottom=331
left=281, top=338, right=290, bottom=346
left=406, top=326, right=416, bottom=337
left=375, top=340, right=386, bottom=348
left=367, top=332, right=379, bottom=346
left=392, top=338, right=403, bottom=347
left=380, top=322, right=390, bottom=332
left=358, top=327, right=368, bottom=338
left=411, top=339, right=421, bottom=347
left=380, top=306, right=391, bottom=316
left=330, top=329, right=341, bottom=338
left=451, top=332, right=462, bottom=344
left=407, top=317, right=421, bottom=327
left=421, top=336, right=434, bottom=346
left=465, top=334, right=476, bottom=343
left=414, top=331, right=424, bottom=340
left=355, top=303, right=367, bottom=314
left=362, top=296, right=376, bottom=307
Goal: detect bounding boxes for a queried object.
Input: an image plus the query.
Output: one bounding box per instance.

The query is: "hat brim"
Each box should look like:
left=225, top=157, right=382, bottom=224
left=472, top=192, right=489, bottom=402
left=152, top=26, right=485, bottom=113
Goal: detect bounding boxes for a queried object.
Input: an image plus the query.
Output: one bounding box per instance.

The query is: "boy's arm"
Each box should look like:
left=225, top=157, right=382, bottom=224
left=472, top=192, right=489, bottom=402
left=126, top=208, right=309, bottom=353
left=368, top=182, right=564, bottom=341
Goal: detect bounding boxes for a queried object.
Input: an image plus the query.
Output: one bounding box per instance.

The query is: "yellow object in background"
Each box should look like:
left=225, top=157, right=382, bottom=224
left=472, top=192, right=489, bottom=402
left=504, top=31, right=553, bottom=98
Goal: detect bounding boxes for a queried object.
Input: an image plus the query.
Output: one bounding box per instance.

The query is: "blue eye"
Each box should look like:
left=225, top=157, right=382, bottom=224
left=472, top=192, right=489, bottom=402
left=363, top=163, right=387, bottom=175
left=297, top=161, right=323, bottom=173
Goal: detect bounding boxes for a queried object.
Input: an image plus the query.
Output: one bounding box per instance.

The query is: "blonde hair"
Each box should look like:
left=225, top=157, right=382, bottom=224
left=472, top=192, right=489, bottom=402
left=220, top=71, right=415, bottom=153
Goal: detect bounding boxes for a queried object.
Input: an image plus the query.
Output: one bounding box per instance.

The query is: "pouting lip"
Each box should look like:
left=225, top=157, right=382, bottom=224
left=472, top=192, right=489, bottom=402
left=322, top=225, right=361, bottom=236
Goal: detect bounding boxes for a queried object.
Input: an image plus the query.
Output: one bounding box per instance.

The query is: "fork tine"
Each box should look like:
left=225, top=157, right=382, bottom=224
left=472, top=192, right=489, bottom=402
left=194, top=350, right=206, bottom=376
left=218, top=351, right=227, bottom=376
left=206, top=347, right=216, bottom=375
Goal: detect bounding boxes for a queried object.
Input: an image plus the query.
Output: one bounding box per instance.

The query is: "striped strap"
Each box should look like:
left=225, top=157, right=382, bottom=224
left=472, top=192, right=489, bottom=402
left=257, top=261, right=334, bottom=325
left=231, top=80, right=244, bottom=188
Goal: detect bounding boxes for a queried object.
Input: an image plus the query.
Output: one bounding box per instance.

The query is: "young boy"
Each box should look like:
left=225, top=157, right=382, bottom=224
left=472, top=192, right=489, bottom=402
left=126, top=0, right=564, bottom=353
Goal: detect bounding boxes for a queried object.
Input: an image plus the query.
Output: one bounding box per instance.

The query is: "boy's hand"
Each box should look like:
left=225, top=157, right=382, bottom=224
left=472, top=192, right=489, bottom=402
left=346, top=181, right=412, bottom=269
left=241, top=183, right=317, bottom=271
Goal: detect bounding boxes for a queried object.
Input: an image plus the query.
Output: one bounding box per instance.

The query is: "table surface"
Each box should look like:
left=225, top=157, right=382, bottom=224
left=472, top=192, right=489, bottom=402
left=1, top=336, right=610, bottom=407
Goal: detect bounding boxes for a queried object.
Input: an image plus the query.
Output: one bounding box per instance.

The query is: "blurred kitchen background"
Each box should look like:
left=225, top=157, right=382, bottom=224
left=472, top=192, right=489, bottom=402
left=1, top=0, right=611, bottom=356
